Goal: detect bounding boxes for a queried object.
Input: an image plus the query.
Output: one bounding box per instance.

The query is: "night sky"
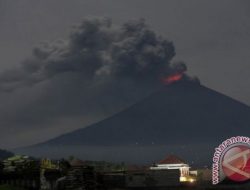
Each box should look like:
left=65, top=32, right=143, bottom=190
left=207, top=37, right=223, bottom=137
left=0, top=0, right=250, bottom=148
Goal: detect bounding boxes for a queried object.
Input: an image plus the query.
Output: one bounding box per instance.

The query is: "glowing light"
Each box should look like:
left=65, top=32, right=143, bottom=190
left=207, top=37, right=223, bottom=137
left=180, top=176, right=187, bottom=182
left=162, top=72, right=183, bottom=85
left=189, top=178, right=194, bottom=183
left=180, top=176, right=196, bottom=183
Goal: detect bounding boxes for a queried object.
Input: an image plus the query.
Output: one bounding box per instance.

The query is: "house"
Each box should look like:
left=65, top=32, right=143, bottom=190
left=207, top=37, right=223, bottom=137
left=150, top=155, right=195, bottom=183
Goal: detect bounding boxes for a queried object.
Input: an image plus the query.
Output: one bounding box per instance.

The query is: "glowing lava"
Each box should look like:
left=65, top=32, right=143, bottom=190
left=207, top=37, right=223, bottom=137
left=162, top=72, right=184, bottom=85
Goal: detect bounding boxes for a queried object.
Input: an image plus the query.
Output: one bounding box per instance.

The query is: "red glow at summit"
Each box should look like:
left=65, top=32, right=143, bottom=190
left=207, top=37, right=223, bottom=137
left=162, top=72, right=184, bottom=85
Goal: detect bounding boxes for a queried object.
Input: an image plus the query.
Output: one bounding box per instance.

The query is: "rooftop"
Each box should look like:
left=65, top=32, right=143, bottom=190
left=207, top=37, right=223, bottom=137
left=158, top=155, right=186, bottom=165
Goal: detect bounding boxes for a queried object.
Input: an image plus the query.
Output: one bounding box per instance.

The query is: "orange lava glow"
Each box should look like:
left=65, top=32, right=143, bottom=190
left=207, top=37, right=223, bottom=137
left=162, top=73, right=183, bottom=85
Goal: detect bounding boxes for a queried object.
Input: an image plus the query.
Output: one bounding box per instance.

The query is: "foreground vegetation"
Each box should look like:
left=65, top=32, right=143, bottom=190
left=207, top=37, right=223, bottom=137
left=0, top=185, right=25, bottom=190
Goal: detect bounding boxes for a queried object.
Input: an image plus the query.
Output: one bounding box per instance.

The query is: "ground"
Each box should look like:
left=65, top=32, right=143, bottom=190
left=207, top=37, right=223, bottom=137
left=0, top=185, right=25, bottom=190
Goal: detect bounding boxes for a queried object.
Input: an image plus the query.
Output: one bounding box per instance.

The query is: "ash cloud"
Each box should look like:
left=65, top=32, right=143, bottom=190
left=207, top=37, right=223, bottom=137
left=0, top=18, right=180, bottom=91
left=0, top=18, right=192, bottom=147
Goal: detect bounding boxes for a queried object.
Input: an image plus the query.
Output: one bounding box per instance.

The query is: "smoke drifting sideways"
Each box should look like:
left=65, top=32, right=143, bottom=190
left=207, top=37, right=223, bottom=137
left=0, top=18, right=189, bottom=92
left=0, top=18, right=198, bottom=147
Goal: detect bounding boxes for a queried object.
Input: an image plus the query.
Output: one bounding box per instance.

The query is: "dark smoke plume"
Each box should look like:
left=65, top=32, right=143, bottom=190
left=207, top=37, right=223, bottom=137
left=0, top=18, right=185, bottom=91
left=0, top=18, right=195, bottom=147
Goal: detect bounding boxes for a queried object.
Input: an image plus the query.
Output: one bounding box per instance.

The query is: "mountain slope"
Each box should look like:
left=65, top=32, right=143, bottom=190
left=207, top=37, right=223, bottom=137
left=0, top=149, right=14, bottom=160
left=40, top=81, right=250, bottom=146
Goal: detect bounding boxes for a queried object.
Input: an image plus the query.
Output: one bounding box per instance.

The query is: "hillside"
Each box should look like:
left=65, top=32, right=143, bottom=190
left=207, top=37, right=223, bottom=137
left=41, top=81, right=250, bottom=146
left=16, top=81, right=250, bottom=164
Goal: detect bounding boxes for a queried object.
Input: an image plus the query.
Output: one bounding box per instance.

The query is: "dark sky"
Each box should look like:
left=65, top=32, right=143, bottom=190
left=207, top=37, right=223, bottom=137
left=0, top=0, right=250, bottom=148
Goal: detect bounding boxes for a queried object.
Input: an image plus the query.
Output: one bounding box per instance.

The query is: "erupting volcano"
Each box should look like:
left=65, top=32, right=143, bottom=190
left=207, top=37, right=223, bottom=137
left=17, top=80, right=250, bottom=165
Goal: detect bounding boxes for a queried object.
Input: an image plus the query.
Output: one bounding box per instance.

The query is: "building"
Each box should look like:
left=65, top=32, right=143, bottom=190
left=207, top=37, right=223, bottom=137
left=150, top=155, right=196, bottom=183
left=2, top=155, right=32, bottom=172
left=63, top=159, right=96, bottom=190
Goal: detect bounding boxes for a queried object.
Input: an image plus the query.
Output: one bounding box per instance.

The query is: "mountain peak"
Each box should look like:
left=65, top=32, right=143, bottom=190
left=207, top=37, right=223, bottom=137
left=16, top=81, right=250, bottom=164
left=41, top=81, right=250, bottom=146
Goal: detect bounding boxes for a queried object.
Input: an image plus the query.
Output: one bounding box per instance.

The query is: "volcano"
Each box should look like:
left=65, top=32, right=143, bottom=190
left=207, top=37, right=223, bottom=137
left=16, top=81, right=250, bottom=165
left=42, top=81, right=250, bottom=145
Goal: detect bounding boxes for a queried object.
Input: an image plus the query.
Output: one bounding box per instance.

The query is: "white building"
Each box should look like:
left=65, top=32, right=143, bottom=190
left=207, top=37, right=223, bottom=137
left=150, top=155, right=190, bottom=177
